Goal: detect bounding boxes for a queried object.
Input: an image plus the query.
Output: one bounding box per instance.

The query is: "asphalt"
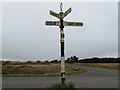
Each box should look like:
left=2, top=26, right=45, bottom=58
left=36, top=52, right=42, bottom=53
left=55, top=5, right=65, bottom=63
left=2, top=65, right=118, bottom=88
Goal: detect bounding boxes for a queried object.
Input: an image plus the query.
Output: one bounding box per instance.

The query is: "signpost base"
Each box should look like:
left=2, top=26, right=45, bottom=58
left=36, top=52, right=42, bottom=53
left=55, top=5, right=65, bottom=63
left=61, top=78, right=65, bottom=84
left=61, top=73, right=65, bottom=84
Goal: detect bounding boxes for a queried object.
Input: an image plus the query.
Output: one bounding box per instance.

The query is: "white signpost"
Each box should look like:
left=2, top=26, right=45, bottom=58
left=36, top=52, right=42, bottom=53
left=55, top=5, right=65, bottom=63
left=45, top=2, right=83, bottom=84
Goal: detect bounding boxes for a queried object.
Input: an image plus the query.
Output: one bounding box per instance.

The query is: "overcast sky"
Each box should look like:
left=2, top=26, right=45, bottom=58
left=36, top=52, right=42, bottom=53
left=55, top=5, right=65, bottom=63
left=2, top=2, right=118, bottom=61
left=0, top=5, right=1, bottom=60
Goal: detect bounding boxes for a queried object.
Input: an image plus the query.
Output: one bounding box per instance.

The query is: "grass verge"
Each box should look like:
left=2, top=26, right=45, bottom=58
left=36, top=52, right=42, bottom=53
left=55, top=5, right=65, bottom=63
left=48, top=82, right=75, bottom=89
left=2, top=64, right=86, bottom=77
left=29, top=82, right=75, bottom=90
left=76, top=63, right=118, bottom=70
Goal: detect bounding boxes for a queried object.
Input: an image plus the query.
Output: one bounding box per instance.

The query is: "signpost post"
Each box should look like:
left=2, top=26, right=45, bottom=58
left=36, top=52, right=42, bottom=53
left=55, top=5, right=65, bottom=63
left=45, top=2, right=83, bottom=84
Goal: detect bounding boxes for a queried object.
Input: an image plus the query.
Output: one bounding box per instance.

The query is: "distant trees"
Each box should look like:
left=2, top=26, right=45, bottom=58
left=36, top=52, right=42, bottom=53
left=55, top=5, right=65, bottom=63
left=43, top=61, right=50, bottom=64
left=50, top=57, right=120, bottom=63
left=35, top=61, right=42, bottom=65
left=2, top=57, right=119, bottom=65
left=65, top=56, right=119, bottom=63
left=49, top=56, right=79, bottom=64
left=50, top=59, right=59, bottom=63
left=2, top=61, right=11, bottom=65
left=79, top=57, right=120, bottom=63
left=26, top=61, right=34, bottom=65
left=65, top=56, right=79, bottom=63
left=2, top=60, right=50, bottom=65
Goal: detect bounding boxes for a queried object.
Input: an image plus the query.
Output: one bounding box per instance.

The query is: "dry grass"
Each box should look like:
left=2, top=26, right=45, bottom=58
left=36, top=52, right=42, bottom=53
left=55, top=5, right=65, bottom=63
left=76, top=63, right=118, bottom=69
left=79, top=63, right=118, bottom=66
left=2, top=64, right=86, bottom=77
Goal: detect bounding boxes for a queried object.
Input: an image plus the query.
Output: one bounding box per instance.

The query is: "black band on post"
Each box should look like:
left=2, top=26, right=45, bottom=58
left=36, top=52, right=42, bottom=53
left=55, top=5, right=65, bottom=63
left=61, top=42, right=64, bottom=57
left=61, top=72, right=65, bottom=84
left=60, top=19, right=64, bottom=29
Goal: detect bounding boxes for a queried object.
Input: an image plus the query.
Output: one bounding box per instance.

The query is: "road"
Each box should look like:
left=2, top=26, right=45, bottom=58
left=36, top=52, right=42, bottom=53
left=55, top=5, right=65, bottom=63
left=2, top=65, right=118, bottom=88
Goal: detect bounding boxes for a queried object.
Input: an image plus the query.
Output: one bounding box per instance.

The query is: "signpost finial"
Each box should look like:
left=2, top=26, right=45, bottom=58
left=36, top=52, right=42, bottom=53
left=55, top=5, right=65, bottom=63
left=60, top=2, right=63, bottom=12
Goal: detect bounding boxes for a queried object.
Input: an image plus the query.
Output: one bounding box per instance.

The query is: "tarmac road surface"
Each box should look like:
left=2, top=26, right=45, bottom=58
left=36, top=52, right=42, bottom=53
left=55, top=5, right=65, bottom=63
left=2, top=65, right=118, bottom=88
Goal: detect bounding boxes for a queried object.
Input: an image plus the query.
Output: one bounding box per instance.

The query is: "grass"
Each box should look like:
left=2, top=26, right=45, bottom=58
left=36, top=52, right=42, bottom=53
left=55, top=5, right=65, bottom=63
left=76, top=63, right=118, bottom=70
left=29, top=88, right=115, bottom=90
left=2, top=64, right=86, bottom=77
left=29, top=82, right=75, bottom=90
left=49, top=82, right=75, bottom=89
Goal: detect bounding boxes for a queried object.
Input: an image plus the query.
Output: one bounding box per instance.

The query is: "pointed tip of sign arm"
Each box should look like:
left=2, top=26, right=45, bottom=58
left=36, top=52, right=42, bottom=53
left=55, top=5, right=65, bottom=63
left=45, top=21, right=47, bottom=25
left=49, top=10, right=53, bottom=15
left=69, top=7, right=72, bottom=14
left=66, top=7, right=72, bottom=13
left=66, top=7, right=72, bottom=14
left=49, top=10, right=53, bottom=14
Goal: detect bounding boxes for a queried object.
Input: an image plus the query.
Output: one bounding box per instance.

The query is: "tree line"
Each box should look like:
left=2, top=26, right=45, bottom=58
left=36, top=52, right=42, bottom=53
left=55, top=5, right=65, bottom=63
left=50, top=56, right=119, bottom=63
left=1, top=56, right=119, bottom=65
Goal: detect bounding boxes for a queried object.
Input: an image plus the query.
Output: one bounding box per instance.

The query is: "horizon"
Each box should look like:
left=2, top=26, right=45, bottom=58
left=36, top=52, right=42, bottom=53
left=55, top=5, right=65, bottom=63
left=1, top=56, right=119, bottom=61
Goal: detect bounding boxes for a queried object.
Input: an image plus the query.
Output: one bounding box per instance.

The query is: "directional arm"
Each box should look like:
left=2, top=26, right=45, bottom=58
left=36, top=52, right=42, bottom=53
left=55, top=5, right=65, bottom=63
left=63, top=21, right=83, bottom=26
left=45, top=21, right=60, bottom=26
left=50, top=10, right=60, bottom=19
left=45, top=21, right=83, bottom=27
left=62, top=8, right=71, bottom=18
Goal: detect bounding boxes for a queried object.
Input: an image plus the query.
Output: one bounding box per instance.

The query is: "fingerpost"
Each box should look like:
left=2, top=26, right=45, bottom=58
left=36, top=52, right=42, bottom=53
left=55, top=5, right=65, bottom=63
left=45, top=2, right=83, bottom=84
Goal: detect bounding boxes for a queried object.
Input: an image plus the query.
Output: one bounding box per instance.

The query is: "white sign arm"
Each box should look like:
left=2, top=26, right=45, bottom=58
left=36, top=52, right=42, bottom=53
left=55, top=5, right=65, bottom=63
left=62, top=8, right=71, bottom=18
left=50, top=10, right=60, bottom=19
left=63, top=21, right=83, bottom=26
left=45, top=21, right=60, bottom=26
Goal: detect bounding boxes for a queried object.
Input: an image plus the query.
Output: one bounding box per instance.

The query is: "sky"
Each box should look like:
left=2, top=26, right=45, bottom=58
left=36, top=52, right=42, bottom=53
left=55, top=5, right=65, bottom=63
left=1, top=2, right=118, bottom=61
left=0, top=3, right=2, bottom=60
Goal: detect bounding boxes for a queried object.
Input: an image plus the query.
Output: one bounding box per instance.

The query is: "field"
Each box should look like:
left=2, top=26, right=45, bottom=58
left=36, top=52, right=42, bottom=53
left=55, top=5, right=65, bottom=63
left=2, top=64, right=86, bottom=77
left=76, top=63, right=119, bottom=69
left=2, top=62, right=118, bottom=88
left=2, top=62, right=119, bottom=77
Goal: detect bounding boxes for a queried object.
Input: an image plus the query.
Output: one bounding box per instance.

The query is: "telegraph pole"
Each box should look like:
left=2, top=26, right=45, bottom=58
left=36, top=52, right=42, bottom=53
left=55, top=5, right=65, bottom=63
left=45, top=2, right=83, bottom=84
